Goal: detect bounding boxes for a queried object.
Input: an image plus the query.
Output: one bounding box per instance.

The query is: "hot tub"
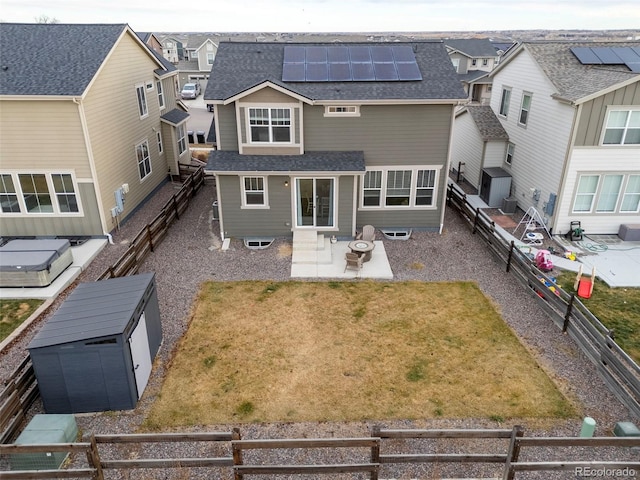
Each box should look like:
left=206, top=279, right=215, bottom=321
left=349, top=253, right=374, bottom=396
left=0, top=239, right=73, bottom=287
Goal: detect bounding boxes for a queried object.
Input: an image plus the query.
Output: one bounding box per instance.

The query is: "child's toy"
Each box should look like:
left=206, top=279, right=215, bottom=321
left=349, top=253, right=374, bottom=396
left=564, top=250, right=576, bottom=261
left=535, top=249, right=553, bottom=272
left=538, top=276, right=560, bottom=296
left=574, top=265, right=596, bottom=299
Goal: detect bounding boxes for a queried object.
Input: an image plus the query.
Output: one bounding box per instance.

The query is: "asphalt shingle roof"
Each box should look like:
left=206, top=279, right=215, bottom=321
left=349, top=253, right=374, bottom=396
left=160, top=108, right=190, bottom=126
left=205, top=150, right=365, bottom=173
left=522, top=41, right=640, bottom=102
left=445, top=39, right=498, bottom=58
left=204, top=41, right=467, bottom=102
left=465, top=105, right=509, bottom=141
left=0, top=23, right=128, bottom=96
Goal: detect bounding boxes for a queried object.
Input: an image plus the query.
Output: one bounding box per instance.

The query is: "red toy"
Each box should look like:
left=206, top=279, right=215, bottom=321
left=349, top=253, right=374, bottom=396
left=535, top=249, right=553, bottom=272
left=574, top=265, right=596, bottom=299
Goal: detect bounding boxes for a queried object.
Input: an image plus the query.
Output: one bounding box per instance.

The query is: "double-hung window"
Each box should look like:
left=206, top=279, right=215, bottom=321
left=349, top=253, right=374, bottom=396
left=573, top=175, right=599, bottom=212
left=177, top=124, right=187, bottom=155
left=505, top=143, right=515, bottom=165
left=519, top=92, right=532, bottom=126
left=362, top=168, right=438, bottom=208
left=596, top=175, right=623, bottom=212
left=249, top=108, right=291, bottom=143
left=136, top=140, right=152, bottom=181
left=0, top=173, right=79, bottom=214
left=621, top=175, right=640, bottom=212
left=603, top=110, right=640, bottom=145
left=156, top=131, right=163, bottom=154
left=136, top=84, right=148, bottom=118
left=573, top=173, right=640, bottom=214
left=157, top=80, right=165, bottom=109
left=242, top=176, right=267, bottom=207
left=499, top=87, right=511, bottom=117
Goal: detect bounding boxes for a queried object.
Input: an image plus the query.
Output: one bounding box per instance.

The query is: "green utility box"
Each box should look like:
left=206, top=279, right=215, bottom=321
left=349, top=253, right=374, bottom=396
left=11, top=414, right=78, bottom=471
left=614, top=421, right=640, bottom=437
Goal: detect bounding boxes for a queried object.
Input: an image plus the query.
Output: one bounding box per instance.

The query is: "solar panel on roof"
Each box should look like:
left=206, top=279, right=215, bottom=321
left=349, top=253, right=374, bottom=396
left=371, top=46, right=394, bottom=63
left=327, top=47, right=349, bottom=63
left=397, top=62, right=423, bottom=81
left=328, top=62, right=352, bottom=81
left=282, top=45, right=421, bottom=82
left=352, top=62, right=375, bottom=81
left=593, top=47, right=623, bottom=64
left=374, top=62, right=399, bottom=81
left=284, top=46, right=305, bottom=64
left=306, top=62, right=329, bottom=81
left=282, top=63, right=305, bottom=82
left=612, top=47, right=640, bottom=63
left=627, top=63, right=640, bottom=73
left=571, top=47, right=603, bottom=64
left=306, top=46, right=327, bottom=63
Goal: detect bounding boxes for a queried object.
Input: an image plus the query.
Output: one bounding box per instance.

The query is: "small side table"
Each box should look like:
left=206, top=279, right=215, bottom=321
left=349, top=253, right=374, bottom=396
left=348, top=240, right=375, bottom=262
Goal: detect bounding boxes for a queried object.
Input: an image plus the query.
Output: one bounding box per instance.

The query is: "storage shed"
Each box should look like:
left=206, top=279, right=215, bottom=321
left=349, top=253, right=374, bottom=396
left=479, top=167, right=512, bottom=208
left=28, top=273, right=162, bottom=414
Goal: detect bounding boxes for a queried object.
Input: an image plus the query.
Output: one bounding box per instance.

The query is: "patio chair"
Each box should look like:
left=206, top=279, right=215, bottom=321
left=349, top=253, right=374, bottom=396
left=344, top=252, right=364, bottom=273
left=356, top=224, right=375, bottom=242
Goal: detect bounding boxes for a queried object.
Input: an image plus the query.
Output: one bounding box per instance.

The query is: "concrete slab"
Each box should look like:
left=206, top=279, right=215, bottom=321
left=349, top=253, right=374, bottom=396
left=291, top=240, right=393, bottom=279
left=0, top=238, right=107, bottom=299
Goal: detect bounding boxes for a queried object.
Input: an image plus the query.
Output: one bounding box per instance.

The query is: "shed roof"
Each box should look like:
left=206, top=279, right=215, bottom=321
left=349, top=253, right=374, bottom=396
left=29, top=273, right=155, bottom=349
left=204, top=41, right=467, bottom=102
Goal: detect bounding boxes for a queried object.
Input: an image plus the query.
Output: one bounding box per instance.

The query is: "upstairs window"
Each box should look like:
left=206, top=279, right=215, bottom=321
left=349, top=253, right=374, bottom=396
left=207, top=53, right=215, bottom=65
left=519, top=92, right=532, bottom=126
left=603, top=110, right=640, bottom=145
left=324, top=105, right=360, bottom=117
left=136, top=84, right=148, bottom=118
left=177, top=124, right=187, bottom=155
left=157, top=80, right=165, bottom=109
left=499, top=87, right=511, bottom=117
left=248, top=108, right=291, bottom=143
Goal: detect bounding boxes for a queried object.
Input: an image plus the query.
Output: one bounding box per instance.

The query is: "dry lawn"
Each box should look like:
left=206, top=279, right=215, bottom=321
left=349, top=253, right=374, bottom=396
left=145, top=281, right=575, bottom=428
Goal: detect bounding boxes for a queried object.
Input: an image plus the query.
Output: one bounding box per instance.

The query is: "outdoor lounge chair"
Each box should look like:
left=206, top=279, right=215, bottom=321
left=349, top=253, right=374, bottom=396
left=344, top=252, right=364, bottom=273
left=356, top=224, right=375, bottom=242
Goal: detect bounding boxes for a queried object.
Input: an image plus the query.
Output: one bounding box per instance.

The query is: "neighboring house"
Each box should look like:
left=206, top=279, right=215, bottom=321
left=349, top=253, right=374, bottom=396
left=445, top=38, right=504, bottom=104
left=204, top=41, right=467, bottom=241
left=159, top=35, right=184, bottom=63
left=137, top=32, right=163, bottom=55
left=487, top=41, right=640, bottom=235
left=176, top=35, right=218, bottom=90
left=0, top=23, right=191, bottom=239
left=451, top=105, right=510, bottom=193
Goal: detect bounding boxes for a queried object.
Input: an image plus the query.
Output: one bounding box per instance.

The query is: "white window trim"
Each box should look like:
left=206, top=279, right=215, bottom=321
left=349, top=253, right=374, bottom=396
left=240, top=176, right=269, bottom=209
left=621, top=174, right=640, bottom=213
left=157, top=80, right=165, bottom=110
left=499, top=87, right=511, bottom=118
left=135, top=140, right=152, bottom=182
left=0, top=171, right=83, bottom=216
left=505, top=142, right=515, bottom=165
left=600, top=107, right=640, bottom=146
left=135, top=84, right=148, bottom=119
left=145, top=80, right=154, bottom=92
left=518, top=92, right=532, bottom=127
left=246, top=106, right=294, bottom=145
left=359, top=166, right=442, bottom=210
left=177, top=123, right=188, bottom=156
left=156, top=131, right=163, bottom=155
left=324, top=105, right=360, bottom=117
left=572, top=172, right=640, bottom=214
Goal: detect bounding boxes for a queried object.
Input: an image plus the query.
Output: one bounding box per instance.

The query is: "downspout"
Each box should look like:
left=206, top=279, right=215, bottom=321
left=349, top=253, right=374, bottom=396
left=74, top=97, right=113, bottom=244
left=441, top=103, right=460, bottom=234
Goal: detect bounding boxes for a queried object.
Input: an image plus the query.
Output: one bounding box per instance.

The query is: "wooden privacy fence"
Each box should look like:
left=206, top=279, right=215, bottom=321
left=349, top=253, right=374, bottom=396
left=446, top=183, right=640, bottom=419
left=97, top=165, right=205, bottom=281
left=0, top=358, right=38, bottom=445
left=1, top=427, right=639, bottom=479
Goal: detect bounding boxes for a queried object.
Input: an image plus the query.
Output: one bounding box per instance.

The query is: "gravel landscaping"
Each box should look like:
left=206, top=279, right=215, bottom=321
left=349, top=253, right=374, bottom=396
left=1, top=176, right=637, bottom=479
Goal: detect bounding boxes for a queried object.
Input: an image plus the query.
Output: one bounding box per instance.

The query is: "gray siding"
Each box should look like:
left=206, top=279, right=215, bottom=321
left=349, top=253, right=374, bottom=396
left=356, top=207, right=441, bottom=231
left=575, top=81, right=640, bottom=147
left=304, top=104, right=453, bottom=165
left=0, top=183, right=103, bottom=237
left=217, top=104, right=238, bottom=151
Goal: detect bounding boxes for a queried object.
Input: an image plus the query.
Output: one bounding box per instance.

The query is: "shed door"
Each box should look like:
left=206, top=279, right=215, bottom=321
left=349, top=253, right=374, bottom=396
left=129, top=313, right=152, bottom=399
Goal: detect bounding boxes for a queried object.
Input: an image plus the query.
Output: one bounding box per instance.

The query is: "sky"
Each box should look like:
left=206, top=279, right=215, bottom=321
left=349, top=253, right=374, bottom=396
left=1, top=0, right=639, bottom=33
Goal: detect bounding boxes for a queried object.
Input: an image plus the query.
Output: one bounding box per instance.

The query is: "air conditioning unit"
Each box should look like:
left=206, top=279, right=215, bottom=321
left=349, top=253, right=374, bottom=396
left=502, top=197, right=518, bottom=214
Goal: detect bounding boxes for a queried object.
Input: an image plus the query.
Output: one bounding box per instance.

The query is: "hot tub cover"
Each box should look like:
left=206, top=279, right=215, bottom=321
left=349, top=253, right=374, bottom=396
left=0, top=239, right=71, bottom=272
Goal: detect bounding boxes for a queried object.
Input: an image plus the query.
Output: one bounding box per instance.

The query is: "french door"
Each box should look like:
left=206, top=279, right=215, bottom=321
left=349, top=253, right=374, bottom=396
left=295, top=178, right=334, bottom=228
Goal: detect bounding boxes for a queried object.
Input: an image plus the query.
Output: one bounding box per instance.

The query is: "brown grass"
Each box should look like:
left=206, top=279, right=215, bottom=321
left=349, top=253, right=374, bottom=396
left=144, top=281, right=575, bottom=428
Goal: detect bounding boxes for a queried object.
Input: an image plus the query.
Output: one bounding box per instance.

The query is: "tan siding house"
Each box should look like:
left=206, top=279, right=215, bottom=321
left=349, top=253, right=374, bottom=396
left=0, top=23, right=188, bottom=238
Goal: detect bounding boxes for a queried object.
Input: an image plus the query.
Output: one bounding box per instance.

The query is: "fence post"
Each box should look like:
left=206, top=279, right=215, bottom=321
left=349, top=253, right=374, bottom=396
left=146, top=224, right=154, bottom=252
left=173, top=194, right=180, bottom=220
left=506, top=241, right=515, bottom=273
left=472, top=207, right=480, bottom=234
left=86, top=434, right=104, bottom=480
left=563, top=294, right=575, bottom=333
left=232, top=427, right=243, bottom=480
left=502, top=425, right=524, bottom=480
left=446, top=183, right=452, bottom=206
left=370, top=426, right=381, bottom=480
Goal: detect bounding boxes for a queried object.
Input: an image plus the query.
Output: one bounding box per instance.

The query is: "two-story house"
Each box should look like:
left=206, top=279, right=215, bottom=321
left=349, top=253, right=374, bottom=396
left=204, top=41, right=467, bottom=241
left=487, top=41, right=640, bottom=236
left=0, top=23, right=190, bottom=239
left=159, top=35, right=184, bottom=63
left=445, top=38, right=505, bottom=104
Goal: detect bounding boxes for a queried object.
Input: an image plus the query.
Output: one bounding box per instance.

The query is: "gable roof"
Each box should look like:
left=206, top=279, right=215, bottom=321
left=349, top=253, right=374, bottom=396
left=205, top=41, right=467, bottom=103
left=0, top=23, right=166, bottom=97
left=445, top=39, right=498, bottom=58
left=493, top=41, right=640, bottom=103
left=462, top=105, right=509, bottom=141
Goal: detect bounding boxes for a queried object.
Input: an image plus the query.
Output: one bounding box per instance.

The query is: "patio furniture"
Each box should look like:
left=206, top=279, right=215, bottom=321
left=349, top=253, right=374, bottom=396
left=348, top=240, right=375, bottom=262
left=356, top=224, right=375, bottom=242
left=344, top=252, right=363, bottom=273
